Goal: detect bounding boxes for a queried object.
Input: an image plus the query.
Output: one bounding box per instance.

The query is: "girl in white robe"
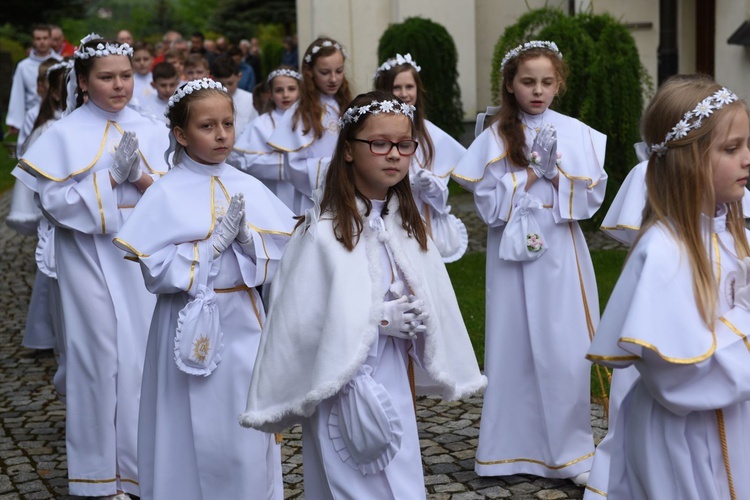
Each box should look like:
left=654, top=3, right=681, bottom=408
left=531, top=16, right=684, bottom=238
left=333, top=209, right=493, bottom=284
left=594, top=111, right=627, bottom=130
left=230, top=67, right=306, bottom=213
left=266, top=37, right=352, bottom=211
left=452, top=41, right=607, bottom=483
left=11, top=60, right=71, bottom=400
left=19, top=35, right=168, bottom=499
left=114, top=79, right=295, bottom=500
left=374, top=54, right=468, bottom=262
left=588, top=76, right=750, bottom=499
left=241, top=91, right=486, bottom=499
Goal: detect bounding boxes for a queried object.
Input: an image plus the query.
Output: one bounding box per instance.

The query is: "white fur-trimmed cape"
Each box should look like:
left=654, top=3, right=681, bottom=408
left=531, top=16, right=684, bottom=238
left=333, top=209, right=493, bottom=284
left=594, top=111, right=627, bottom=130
left=240, top=197, right=486, bottom=433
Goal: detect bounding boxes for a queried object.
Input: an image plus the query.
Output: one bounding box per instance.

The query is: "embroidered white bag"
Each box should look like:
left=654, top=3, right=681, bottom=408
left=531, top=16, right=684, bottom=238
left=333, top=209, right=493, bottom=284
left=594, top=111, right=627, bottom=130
left=174, top=284, right=224, bottom=376
left=431, top=206, right=469, bottom=263
left=498, top=192, right=548, bottom=261
left=328, top=365, right=403, bottom=475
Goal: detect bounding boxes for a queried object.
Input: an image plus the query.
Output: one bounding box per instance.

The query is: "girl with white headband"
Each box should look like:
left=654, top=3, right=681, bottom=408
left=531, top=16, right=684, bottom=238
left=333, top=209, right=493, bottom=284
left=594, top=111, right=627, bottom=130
left=19, top=34, right=168, bottom=500
left=266, top=36, right=352, bottom=212
left=452, top=40, right=607, bottom=485
left=588, top=76, right=750, bottom=499
left=241, top=91, right=486, bottom=498
left=114, top=79, right=295, bottom=499
left=374, top=54, right=469, bottom=262
left=229, top=66, right=305, bottom=213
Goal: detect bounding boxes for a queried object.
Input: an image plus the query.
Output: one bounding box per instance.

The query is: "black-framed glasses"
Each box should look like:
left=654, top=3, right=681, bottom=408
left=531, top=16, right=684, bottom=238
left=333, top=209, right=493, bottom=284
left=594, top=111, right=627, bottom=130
left=350, top=138, right=419, bottom=156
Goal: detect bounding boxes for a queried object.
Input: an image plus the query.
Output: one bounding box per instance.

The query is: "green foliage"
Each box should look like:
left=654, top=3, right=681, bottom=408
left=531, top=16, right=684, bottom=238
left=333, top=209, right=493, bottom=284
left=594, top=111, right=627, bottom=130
left=210, top=0, right=295, bottom=42
left=378, top=17, right=464, bottom=139
left=261, top=39, right=285, bottom=80
left=492, top=8, right=653, bottom=230
left=0, top=36, right=26, bottom=66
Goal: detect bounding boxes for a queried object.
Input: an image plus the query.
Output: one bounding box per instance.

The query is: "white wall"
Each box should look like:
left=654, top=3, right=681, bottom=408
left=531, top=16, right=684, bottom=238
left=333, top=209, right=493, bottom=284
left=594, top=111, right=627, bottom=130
left=715, top=0, right=750, bottom=100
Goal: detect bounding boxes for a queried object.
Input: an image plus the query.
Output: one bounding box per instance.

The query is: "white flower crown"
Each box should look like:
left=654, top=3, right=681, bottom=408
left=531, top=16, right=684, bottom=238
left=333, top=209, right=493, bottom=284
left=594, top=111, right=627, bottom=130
left=166, top=78, right=228, bottom=111
left=74, top=33, right=133, bottom=60
left=648, top=87, right=738, bottom=157
left=304, top=40, right=347, bottom=64
left=500, top=40, right=562, bottom=72
left=46, top=59, right=74, bottom=77
left=338, top=99, right=415, bottom=127
left=373, top=53, right=421, bottom=79
left=266, top=68, right=302, bottom=84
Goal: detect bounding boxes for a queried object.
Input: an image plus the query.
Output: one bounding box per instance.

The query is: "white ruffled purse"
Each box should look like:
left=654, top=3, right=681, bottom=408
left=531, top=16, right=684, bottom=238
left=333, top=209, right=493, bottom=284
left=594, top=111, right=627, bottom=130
left=430, top=206, right=468, bottom=263
left=498, top=191, right=548, bottom=261
left=174, top=284, right=224, bottom=377
left=328, top=365, right=403, bottom=475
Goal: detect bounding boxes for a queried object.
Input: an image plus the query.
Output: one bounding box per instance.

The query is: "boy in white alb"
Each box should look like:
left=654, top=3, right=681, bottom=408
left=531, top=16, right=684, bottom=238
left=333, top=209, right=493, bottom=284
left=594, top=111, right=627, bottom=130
left=140, top=62, right=179, bottom=122
left=211, top=55, right=258, bottom=137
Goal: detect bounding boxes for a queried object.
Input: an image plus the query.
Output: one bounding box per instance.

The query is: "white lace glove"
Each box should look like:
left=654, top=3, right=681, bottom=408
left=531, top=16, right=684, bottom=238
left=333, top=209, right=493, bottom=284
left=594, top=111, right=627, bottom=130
left=528, top=124, right=558, bottom=179
left=733, top=257, right=750, bottom=311
left=379, top=295, right=429, bottom=340
left=110, top=131, right=140, bottom=184
left=126, top=135, right=143, bottom=183
left=414, top=169, right=441, bottom=196
left=236, top=195, right=255, bottom=255
left=212, top=194, right=244, bottom=258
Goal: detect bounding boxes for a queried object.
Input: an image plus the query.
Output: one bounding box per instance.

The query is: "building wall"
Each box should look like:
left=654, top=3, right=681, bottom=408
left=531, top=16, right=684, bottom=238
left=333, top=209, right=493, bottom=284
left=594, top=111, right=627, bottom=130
left=298, top=0, right=750, bottom=117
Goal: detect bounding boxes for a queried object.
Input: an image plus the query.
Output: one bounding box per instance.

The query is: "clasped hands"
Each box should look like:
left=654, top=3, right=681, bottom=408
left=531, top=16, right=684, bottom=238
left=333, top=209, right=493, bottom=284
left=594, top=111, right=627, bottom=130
left=110, top=131, right=143, bottom=184
left=528, top=124, right=559, bottom=180
left=380, top=294, right=429, bottom=340
left=211, top=193, right=254, bottom=257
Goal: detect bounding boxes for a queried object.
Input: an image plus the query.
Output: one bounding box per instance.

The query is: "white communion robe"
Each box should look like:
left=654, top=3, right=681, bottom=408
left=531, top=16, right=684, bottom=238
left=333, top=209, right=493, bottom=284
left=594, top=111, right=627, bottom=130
left=114, top=155, right=295, bottom=500
left=411, top=120, right=468, bottom=262
left=587, top=208, right=750, bottom=500
left=229, top=108, right=308, bottom=214
left=266, top=93, right=340, bottom=211
left=233, top=87, right=259, bottom=138
left=453, top=109, right=607, bottom=478
left=241, top=196, right=487, bottom=499
left=19, top=101, right=169, bottom=497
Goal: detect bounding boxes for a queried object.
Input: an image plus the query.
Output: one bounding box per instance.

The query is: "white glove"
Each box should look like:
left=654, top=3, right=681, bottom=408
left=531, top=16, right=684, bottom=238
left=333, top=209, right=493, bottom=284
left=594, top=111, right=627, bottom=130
left=414, top=169, right=441, bottom=196
left=236, top=196, right=255, bottom=255
left=733, top=257, right=750, bottom=311
left=528, top=124, right=558, bottom=179
left=111, top=131, right=140, bottom=184
left=379, top=295, right=429, bottom=340
left=212, top=194, right=244, bottom=257
left=127, top=136, right=143, bottom=183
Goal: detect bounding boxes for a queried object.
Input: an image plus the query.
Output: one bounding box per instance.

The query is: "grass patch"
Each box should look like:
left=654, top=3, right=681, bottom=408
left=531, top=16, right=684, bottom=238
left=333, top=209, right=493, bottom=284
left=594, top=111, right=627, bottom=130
left=447, top=248, right=628, bottom=400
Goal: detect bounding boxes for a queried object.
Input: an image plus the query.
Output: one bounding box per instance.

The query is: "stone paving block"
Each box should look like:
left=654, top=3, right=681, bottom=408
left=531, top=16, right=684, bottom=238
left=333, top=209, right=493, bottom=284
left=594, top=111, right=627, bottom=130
left=535, top=490, right=568, bottom=499
left=424, top=474, right=452, bottom=486
left=0, top=475, right=12, bottom=494
left=479, top=485, right=514, bottom=498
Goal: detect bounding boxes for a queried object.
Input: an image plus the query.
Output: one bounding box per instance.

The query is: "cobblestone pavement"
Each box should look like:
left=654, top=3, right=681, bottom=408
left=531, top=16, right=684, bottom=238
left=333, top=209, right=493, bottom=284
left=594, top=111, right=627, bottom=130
left=0, top=188, right=610, bottom=499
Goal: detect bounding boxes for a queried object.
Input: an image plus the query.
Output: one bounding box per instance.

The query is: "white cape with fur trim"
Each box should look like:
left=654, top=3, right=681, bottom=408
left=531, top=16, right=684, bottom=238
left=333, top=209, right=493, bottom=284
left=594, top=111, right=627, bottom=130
left=241, top=197, right=486, bottom=433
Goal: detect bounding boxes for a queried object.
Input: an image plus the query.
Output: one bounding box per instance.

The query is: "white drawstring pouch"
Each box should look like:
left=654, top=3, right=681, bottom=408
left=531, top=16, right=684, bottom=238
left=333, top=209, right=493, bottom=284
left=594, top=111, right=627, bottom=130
left=328, top=365, right=403, bottom=475
left=431, top=207, right=469, bottom=263
left=498, top=191, right=548, bottom=262
left=174, top=284, right=224, bottom=376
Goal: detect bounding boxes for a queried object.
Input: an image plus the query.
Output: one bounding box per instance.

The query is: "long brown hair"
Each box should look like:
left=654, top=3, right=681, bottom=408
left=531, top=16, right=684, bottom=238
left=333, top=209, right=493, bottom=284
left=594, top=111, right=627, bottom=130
left=374, top=62, right=434, bottom=169
left=293, top=37, right=352, bottom=138
left=319, top=91, right=428, bottom=252
left=636, top=74, right=750, bottom=326
left=491, top=46, right=567, bottom=168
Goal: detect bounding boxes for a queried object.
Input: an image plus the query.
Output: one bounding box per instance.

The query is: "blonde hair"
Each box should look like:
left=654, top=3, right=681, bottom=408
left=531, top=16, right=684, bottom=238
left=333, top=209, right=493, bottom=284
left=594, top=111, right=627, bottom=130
left=637, top=74, right=750, bottom=326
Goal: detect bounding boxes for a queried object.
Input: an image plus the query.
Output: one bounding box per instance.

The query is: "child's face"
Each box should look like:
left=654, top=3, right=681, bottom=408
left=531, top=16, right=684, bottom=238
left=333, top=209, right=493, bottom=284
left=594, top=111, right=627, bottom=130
left=132, top=49, right=154, bottom=76
left=152, top=76, right=180, bottom=101
left=312, top=51, right=345, bottom=96
left=392, top=70, right=417, bottom=106
left=270, top=75, right=299, bottom=111
left=184, top=65, right=208, bottom=81
left=344, top=113, right=414, bottom=200
left=507, top=55, right=559, bottom=115
left=711, top=108, right=750, bottom=206
left=165, top=57, right=184, bottom=77
left=174, top=94, right=235, bottom=165
left=215, top=74, right=240, bottom=96
left=79, top=55, right=133, bottom=113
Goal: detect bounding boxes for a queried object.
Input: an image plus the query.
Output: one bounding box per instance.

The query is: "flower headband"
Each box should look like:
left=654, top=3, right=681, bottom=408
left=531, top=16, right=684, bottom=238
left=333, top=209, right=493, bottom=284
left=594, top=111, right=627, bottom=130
left=304, top=40, right=347, bottom=64
left=649, top=87, right=738, bottom=157
left=500, top=40, right=562, bottom=72
left=167, top=78, right=228, bottom=110
left=74, top=33, right=133, bottom=60
left=46, top=59, right=74, bottom=77
left=338, top=99, right=415, bottom=127
left=266, top=68, right=302, bottom=84
left=373, top=53, right=421, bottom=79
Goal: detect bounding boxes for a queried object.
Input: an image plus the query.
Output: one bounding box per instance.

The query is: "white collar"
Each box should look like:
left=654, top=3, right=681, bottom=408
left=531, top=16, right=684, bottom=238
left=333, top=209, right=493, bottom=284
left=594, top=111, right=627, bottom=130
left=179, top=151, right=228, bottom=177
